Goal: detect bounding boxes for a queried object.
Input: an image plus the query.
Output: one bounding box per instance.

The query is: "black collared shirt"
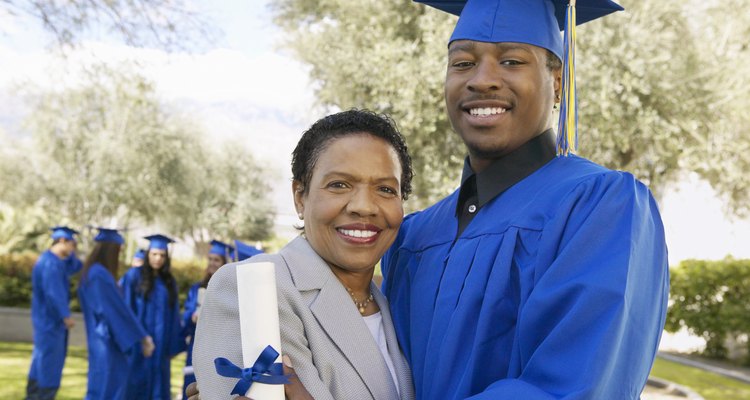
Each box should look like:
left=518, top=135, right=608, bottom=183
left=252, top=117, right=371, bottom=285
left=455, top=129, right=557, bottom=237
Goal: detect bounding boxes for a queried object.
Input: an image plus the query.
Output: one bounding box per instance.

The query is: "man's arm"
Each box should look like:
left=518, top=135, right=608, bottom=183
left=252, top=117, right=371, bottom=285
left=40, top=257, right=73, bottom=326
left=470, top=172, right=669, bottom=399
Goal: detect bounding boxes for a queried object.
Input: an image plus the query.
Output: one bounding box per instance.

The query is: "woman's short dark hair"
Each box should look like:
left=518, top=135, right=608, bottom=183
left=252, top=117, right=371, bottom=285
left=291, top=109, right=413, bottom=200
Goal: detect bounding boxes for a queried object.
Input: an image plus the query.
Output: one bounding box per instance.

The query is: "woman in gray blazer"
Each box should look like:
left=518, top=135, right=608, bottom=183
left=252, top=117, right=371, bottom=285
left=192, top=109, right=415, bottom=400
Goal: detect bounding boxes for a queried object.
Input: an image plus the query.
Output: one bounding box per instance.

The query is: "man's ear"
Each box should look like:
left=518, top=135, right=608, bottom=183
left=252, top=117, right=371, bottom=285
left=553, top=68, right=562, bottom=102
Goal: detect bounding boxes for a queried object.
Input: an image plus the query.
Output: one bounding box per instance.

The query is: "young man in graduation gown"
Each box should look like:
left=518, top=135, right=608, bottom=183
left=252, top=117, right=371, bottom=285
left=26, top=226, right=80, bottom=400
left=381, top=1, right=670, bottom=399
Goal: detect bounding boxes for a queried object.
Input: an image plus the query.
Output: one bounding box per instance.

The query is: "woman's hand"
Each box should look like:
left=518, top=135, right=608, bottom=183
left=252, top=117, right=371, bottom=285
left=141, top=335, right=155, bottom=357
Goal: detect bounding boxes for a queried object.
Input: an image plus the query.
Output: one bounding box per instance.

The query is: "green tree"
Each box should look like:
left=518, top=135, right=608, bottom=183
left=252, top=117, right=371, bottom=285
left=273, top=0, right=460, bottom=209
left=687, top=0, right=750, bottom=216
left=2, top=0, right=213, bottom=51
left=0, top=63, right=274, bottom=247
left=271, top=0, right=747, bottom=211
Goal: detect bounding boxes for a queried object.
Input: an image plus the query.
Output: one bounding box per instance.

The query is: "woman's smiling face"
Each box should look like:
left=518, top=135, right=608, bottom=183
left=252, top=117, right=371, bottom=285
left=294, top=133, right=404, bottom=274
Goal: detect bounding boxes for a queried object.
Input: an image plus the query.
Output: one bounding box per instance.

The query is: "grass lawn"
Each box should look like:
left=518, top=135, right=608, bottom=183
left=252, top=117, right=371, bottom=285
left=5, top=341, right=750, bottom=400
left=650, top=357, right=750, bottom=400
left=0, top=341, right=187, bottom=399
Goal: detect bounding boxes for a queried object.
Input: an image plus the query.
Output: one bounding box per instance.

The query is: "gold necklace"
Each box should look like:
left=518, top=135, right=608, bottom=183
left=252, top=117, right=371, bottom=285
left=346, top=286, right=374, bottom=315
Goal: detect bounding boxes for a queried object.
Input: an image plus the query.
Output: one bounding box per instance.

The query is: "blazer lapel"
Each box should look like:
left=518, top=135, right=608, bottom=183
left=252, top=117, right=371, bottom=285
left=374, top=286, right=415, bottom=400
left=280, top=237, right=400, bottom=400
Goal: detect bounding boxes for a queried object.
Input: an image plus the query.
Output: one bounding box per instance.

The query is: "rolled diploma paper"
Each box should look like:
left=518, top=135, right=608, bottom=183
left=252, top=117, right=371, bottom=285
left=236, top=262, right=284, bottom=399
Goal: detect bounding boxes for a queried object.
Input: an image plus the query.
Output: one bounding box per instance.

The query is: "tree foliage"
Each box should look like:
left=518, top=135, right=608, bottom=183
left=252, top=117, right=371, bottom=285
left=0, top=63, right=274, bottom=246
left=273, top=0, right=461, bottom=209
left=687, top=0, right=750, bottom=216
left=2, top=0, right=213, bottom=51
left=271, top=0, right=749, bottom=212
left=666, top=258, right=750, bottom=362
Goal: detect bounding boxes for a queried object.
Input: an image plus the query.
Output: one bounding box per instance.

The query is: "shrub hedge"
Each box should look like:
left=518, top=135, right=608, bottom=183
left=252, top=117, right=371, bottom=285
left=666, top=257, right=750, bottom=363
left=0, top=252, right=207, bottom=311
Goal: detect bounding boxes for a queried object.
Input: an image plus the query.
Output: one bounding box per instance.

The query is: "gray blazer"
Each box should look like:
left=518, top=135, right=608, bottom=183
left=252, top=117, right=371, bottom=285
left=193, top=236, right=415, bottom=400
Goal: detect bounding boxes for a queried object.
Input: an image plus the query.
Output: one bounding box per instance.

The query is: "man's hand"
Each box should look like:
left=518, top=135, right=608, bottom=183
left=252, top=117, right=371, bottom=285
left=142, top=336, right=155, bottom=357
left=63, top=317, right=75, bottom=329
left=283, top=354, right=314, bottom=400
left=184, top=355, right=312, bottom=400
left=185, top=382, right=200, bottom=400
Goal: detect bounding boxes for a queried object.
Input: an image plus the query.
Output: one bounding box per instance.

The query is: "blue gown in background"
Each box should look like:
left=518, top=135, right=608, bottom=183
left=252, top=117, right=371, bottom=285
left=28, top=250, right=72, bottom=389
left=65, top=253, right=83, bottom=276
left=120, top=267, right=185, bottom=400
left=78, top=263, right=148, bottom=400
left=180, top=282, right=202, bottom=397
left=382, top=155, right=670, bottom=400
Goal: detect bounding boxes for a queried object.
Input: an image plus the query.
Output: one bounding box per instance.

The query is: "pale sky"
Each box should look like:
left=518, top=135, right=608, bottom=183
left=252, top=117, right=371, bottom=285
left=1, top=0, right=748, bottom=263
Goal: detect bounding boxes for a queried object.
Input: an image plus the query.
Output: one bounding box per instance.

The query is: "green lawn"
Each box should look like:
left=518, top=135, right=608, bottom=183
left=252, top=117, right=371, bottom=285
left=0, top=341, right=187, bottom=399
left=4, top=341, right=750, bottom=400
left=650, top=357, right=750, bottom=400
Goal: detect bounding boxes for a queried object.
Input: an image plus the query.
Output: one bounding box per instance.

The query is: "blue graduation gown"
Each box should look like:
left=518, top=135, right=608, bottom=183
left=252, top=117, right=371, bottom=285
left=28, top=250, right=71, bottom=388
left=65, top=253, right=83, bottom=276
left=120, top=267, right=185, bottom=400
left=78, top=264, right=148, bottom=400
left=181, top=282, right=201, bottom=397
left=382, top=155, right=670, bottom=400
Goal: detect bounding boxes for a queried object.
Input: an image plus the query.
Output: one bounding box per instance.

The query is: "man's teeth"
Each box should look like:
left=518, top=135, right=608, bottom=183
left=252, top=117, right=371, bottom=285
left=469, top=107, right=506, bottom=116
left=339, top=229, right=377, bottom=238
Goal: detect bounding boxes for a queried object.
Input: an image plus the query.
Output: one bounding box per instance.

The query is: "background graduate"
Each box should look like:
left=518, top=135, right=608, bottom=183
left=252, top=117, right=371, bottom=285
left=77, top=228, right=155, bottom=400
left=120, top=234, right=185, bottom=400
left=26, top=226, right=79, bottom=400
left=180, top=239, right=233, bottom=398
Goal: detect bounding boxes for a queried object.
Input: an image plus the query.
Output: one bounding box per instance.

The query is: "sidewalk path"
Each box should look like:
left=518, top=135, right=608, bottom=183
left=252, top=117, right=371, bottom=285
left=658, top=351, right=750, bottom=384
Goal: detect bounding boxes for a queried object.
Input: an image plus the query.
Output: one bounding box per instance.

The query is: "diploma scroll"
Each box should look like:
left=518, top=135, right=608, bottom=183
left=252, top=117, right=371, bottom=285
left=236, top=262, right=284, bottom=399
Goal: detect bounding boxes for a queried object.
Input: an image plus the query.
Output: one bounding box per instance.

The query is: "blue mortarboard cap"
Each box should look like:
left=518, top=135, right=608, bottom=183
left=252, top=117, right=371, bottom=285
left=209, top=240, right=235, bottom=259
left=133, top=249, right=146, bottom=260
left=144, top=234, right=175, bottom=251
left=234, top=240, right=263, bottom=262
left=94, top=227, right=125, bottom=245
left=417, top=0, right=622, bottom=60
left=50, top=226, right=79, bottom=241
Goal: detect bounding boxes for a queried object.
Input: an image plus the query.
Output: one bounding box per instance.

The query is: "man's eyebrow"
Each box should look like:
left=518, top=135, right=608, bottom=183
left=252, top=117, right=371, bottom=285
left=448, top=41, right=476, bottom=56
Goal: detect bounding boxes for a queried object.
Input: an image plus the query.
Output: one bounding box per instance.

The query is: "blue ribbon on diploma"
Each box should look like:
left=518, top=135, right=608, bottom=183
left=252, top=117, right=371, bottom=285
left=214, top=345, right=290, bottom=396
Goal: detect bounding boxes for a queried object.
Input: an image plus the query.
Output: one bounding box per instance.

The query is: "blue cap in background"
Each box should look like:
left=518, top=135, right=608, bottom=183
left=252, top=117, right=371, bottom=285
left=94, top=227, right=125, bottom=245
left=209, top=240, right=235, bottom=260
left=50, top=226, right=79, bottom=241
left=234, top=239, right=263, bottom=261
left=144, top=234, right=175, bottom=251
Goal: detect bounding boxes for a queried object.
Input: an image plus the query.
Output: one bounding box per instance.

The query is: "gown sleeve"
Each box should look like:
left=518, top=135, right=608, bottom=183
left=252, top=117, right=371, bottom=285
left=170, top=279, right=188, bottom=356
left=65, top=254, right=83, bottom=276
left=41, top=257, right=71, bottom=322
left=468, top=172, right=670, bottom=400
left=182, top=284, right=199, bottom=338
left=90, top=270, right=149, bottom=352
